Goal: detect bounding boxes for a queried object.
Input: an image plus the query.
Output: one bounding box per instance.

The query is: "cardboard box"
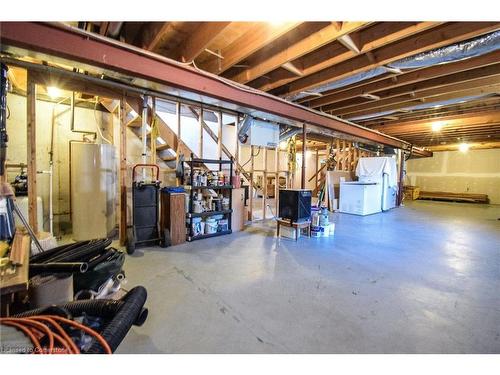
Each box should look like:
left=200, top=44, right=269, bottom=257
left=403, top=186, right=420, bottom=201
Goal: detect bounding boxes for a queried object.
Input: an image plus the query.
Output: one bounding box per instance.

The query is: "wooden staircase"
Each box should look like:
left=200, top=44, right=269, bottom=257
left=99, top=98, right=253, bottom=185
left=100, top=98, right=197, bottom=170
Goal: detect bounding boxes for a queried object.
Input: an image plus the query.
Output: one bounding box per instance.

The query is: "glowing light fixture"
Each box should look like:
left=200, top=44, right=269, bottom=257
left=47, top=86, right=62, bottom=99
left=431, top=121, right=444, bottom=132
left=459, top=143, right=470, bottom=153
left=269, top=21, right=286, bottom=27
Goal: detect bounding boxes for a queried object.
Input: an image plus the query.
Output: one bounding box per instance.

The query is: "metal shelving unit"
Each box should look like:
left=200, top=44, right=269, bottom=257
left=186, top=154, right=234, bottom=242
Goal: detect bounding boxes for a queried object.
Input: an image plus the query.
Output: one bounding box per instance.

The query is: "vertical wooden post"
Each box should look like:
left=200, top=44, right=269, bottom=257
left=275, top=147, right=279, bottom=216
left=235, top=115, right=240, bottom=165
left=199, top=106, right=203, bottom=158
left=119, top=96, right=128, bottom=246
left=314, top=149, right=319, bottom=188
left=262, top=147, right=268, bottom=220
left=175, top=101, right=181, bottom=186
left=217, top=111, right=223, bottom=160
left=249, top=145, right=254, bottom=222
left=26, top=71, right=38, bottom=234
left=301, top=123, right=307, bottom=189
left=335, top=138, right=340, bottom=171
left=341, top=140, right=346, bottom=171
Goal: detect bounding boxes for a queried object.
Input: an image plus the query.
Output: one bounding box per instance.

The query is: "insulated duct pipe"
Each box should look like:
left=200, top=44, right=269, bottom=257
left=0, top=63, right=8, bottom=176
left=279, top=126, right=302, bottom=142
left=106, top=22, right=123, bottom=38
left=237, top=115, right=252, bottom=144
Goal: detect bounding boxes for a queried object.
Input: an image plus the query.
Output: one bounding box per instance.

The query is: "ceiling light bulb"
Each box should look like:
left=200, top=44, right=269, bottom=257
left=269, top=21, right=286, bottom=27
left=459, top=143, right=470, bottom=153
left=431, top=121, right=443, bottom=132
left=47, top=86, right=61, bottom=99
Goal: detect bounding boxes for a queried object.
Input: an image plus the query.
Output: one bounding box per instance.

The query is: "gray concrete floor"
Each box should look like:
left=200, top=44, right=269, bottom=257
left=117, top=201, right=500, bottom=354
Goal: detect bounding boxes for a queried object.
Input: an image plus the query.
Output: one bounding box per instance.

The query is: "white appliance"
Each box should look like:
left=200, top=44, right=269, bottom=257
left=339, top=182, right=382, bottom=215
left=357, top=157, right=398, bottom=211
left=247, top=119, right=279, bottom=148
left=71, top=142, right=117, bottom=241
left=339, top=157, right=398, bottom=216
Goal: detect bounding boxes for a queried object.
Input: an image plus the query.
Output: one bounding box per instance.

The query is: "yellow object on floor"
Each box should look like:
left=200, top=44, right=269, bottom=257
left=0, top=241, right=9, bottom=258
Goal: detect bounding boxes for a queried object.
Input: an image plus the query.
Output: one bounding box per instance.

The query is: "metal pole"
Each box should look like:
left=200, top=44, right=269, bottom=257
left=12, top=200, right=44, bottom=253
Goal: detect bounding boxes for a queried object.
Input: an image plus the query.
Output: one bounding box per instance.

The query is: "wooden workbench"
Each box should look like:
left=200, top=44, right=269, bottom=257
left=1, top=243, right=30, bottom=296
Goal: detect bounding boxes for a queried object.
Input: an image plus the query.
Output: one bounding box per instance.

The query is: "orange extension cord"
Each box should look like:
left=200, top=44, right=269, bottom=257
left=0, top=315, right=112, bottom=354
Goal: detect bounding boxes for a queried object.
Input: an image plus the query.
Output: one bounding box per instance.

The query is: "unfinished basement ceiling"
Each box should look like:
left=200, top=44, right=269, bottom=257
left=82, top=21, right=500, bottom=149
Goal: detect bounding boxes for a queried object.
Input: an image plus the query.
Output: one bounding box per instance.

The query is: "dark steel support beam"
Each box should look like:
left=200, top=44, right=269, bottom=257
left=0, top=22, right=411, bottom=150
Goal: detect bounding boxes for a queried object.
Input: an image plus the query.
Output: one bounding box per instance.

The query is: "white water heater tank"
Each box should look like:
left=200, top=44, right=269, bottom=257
left=71, top=142, right=116, bottom=241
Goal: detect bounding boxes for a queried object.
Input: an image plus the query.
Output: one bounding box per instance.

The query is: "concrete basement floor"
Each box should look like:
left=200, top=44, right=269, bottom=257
left=117, top=201, right=500, bottom=354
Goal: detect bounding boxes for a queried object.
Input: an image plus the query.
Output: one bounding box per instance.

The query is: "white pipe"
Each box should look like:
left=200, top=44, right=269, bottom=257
left=37, top=166, right=53, bottom=235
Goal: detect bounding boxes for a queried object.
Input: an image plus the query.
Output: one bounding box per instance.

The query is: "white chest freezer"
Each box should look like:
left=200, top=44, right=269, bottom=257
left=339, top=182, right=382, bottom=216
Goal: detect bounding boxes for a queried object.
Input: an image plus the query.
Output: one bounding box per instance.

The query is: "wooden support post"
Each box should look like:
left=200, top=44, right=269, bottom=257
left=176, top=102, right=181, bottom=138
left=301, top=123, right=306, bottom=189
left=249, top=145, right=254, bottom=222
left=235, top=115, right=240, bottom=165
left=119, top=96, right=127, bottom=246
left=335, top=139, right=340, bottom=171
left=347, top=142, right=352, bottom=171
left=150, top=97, right=156, bottom=165
left=341, top=140, right=347, bottom=171
left=26, top=71, right=38, bottom=234
left=315, top=149, right=319, bottom=189
left=199, top=106, right=203, bottom=158
left=262, top=147, right=268, bottom=220
left=352, top=146, right=357, bottom=172
left=275, top=147, right=279, bottom=216
left=217, top=111, right=223, bottom=160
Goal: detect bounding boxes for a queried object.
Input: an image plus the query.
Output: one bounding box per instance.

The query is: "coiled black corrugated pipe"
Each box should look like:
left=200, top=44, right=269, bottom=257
left=13, top=294, right=148, bottom=327
left=86, top=286, right=148, bottom=354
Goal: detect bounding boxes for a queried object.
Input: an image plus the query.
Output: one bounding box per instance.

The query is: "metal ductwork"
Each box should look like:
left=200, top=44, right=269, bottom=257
left=106, top=22, right=124, bottom=38
left=279, top=125, right=302, bottom=142
left=237, top=115, right=253, bottom=143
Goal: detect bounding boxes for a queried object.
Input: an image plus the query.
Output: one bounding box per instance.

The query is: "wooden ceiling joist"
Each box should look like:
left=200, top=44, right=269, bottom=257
left=257, top=22, right=443, bottom=92
left=138, top=22, right=181, bottom=52
left=326, top=64, right=500, bottom=114
left=370, top=111, right=500, bottom=146
left=339, top=79, right=500, bottom=119
left=304, top=50, right=500, bottom=108
left=270, top=22, right=500, bottom=97
left=426, top=141, right=500, bottom=151
left=372, top=110, right=500, bottom=134
left=198, top=22, right=302, bottom=74
left=359, top=97, right=500, bottom=125
left=227, top=21, right=370, bottom=85
left=178, top=22, right=232, bottom=62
